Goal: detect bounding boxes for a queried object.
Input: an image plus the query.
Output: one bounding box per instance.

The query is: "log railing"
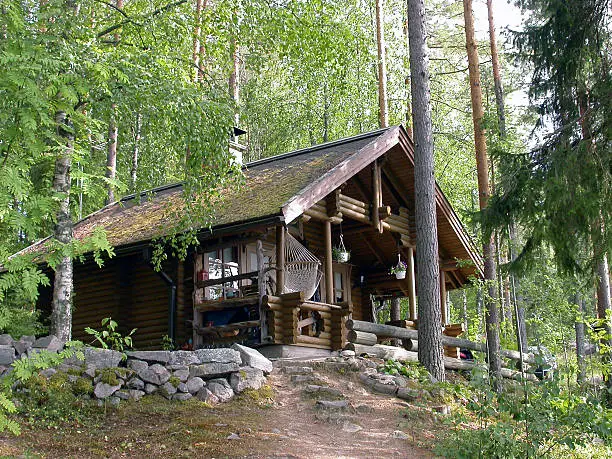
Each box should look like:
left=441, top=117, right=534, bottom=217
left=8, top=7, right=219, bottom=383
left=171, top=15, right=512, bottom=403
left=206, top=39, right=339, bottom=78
left=263, top=292, right=351, bottom=350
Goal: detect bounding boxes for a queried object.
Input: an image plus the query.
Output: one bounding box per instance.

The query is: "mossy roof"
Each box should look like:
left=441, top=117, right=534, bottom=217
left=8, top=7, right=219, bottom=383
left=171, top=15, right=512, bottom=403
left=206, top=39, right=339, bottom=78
left=20, top=130, right=386, bottom=256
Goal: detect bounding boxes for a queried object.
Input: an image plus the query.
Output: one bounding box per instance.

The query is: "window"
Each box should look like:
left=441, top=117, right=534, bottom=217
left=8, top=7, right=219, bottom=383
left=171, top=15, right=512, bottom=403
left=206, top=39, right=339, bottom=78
left=333, top=271, right=344, bottom=303
left=205, top=247, right=239, bottom=299
left=328, top=263, right=351, bottom=304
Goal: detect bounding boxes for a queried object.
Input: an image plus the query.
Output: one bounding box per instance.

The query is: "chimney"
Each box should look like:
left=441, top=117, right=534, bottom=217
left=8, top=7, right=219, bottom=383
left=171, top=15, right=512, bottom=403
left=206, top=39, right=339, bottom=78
left=230, top=126, right=247, bottom=166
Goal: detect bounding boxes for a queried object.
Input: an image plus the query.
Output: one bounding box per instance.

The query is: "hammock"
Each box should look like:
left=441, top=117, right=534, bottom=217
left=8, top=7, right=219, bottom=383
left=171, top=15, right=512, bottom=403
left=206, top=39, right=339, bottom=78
left=282, top=232, right=322, bottom=300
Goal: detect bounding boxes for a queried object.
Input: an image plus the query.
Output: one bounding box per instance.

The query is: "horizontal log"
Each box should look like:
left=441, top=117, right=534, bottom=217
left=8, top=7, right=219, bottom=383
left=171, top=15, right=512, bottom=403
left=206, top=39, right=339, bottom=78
left=339, top=200, right=370, bottom=215
left=340, top=207, right=371, bottom=225
left=347, top=330, right=378, bottom=346
left=347, top=320, right=536, bottom=364
left=196, top=320, right=260, bottom=335
left=296, top=335, right=331, bottom=347
left=300, top=301, right=342, bottom=312
left=338, top=193, right=367, bottom=208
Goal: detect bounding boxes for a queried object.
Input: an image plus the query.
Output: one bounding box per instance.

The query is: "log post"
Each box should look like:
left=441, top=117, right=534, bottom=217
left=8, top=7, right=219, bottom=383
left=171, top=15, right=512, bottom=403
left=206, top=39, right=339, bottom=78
left=275, top=226, right=285, bottom=296
left=440, top=270, right=447, bottom=325
left=390, top=296, right=402, bottom=346
left=324, top=220, right=334, bottom=304
left=407, top=247, right=417, bottom=320
left=372, top=160, right=383, bottom=233
left=257, top=240, right=269, bottom=342
left=192, top=251, right=204, bottom=349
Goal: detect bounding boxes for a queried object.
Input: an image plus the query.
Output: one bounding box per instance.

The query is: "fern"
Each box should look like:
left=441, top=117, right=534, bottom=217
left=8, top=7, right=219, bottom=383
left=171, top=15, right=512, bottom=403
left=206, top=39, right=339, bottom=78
left=0, top=393, right=20, bottom=435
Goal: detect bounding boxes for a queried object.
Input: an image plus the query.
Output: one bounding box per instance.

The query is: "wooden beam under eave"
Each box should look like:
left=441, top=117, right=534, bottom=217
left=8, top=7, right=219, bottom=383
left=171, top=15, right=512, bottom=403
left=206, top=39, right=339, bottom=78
left=324, top=220, right=334, bottom=304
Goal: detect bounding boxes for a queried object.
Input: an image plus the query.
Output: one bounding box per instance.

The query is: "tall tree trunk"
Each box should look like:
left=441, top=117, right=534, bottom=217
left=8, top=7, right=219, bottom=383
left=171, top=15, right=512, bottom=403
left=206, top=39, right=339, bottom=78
left=105, top=103, right=118, bottom=204
left=462, top=289, right=468, bottom=332
left=375, top=0, right=388, bottom=128
left=575, top=293, right=587, bottom=384
left=192, top=0, right=205, bottom=83
left=51, top=111, right=73, bottom=343
left=407, top=0, right=444, bottom=382
left=130, top=113, right=141, bottom=191
left=486, top=0, right=505, bottom=137
left=596, top=253, right=612, bottom=392
left=463, top=0, right=502, bottom=390
left=229, top=36, right=240, bottom=127
left=403, top=10, right=413, bottom=137
left=509, top=221, right=527, bottom=351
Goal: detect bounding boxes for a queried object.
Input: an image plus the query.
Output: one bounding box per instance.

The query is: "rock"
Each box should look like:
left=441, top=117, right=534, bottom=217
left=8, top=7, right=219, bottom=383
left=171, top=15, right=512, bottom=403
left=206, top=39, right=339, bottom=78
left=207, top=378, right=234, bottom=403
left=340, top=350, right=356, bottom=358
left=227, top=433, right=240, bottom=440
left=195, top=348, right=241, bottom=365
left=108, top=396, right=121, bottom=406
left=126, top=351, right=171, bottom=364
left=177, top=382, right=188, bottom=393
left=0, top=334, right=13, bottom=346
left=127, top=359, right=148, bottom=372
left=115, top=390, right=130, bottom=400
left=160, top=381, right=177, bottom=399
left=139, top=364, right=170, bottom=385
left=355, top=404, right=373, bottom=414
left=87, top=348, right=123, bottom=368
left=126, top=378, right=145, bottom=390
left=433, top=405, right=451, bottom=415
left=168, top=351, right=200, bottom=366
left=342, top=421, right=362, bottom=433
left=144, top=383, right=158, bottom=394
left=173, top=392, right=193, bottom=402
left=231, top=344, right=273, bottom=374
left=290, top=375, right=316, bottom=384
left=196, top=388, right=219, bottom=404
left=173, top=368, right=190, bottom=382
left=40, top=368, right=57, bottom=378
left=12, top=340, right=31, bottom=356
left=396, top=388, right=420, bottom=402
left=32, top=335, right=63, bottom=352
left=391, top=430, right=409, bottom=440
left=373, top=381, right=398, bottom=396
left=94, top=382, right=122, bottom=399
left=20, top=335, right=35, bottom=344
left=315, top=400, right=349, bottom=411
left=129, top=389, right=145, bottom=401
left=83, top=365, right=97, bottom=379
left=189, top=362, right=239, bottom=379
left=67, top=375, right=78, bottom=383
left=230, top=367, right=265, bottom=393
left=282, top=366, right=313, bottom=375
left=393, top=376, right=409, bottom=388
left=185, top=377, right=205, bottom=394
left=304, top=385, right=343, bottom=398
left=0, top=346, right=16, bottom=366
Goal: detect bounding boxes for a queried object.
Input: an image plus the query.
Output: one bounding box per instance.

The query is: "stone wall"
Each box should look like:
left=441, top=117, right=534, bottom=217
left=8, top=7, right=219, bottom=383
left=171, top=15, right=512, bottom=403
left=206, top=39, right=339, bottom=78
left=0, top=334, right=273, bottom=406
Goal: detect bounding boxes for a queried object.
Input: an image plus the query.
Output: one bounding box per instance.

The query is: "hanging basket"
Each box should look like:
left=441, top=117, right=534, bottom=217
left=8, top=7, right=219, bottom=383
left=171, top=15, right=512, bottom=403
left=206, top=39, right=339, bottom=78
left=395, top=270, right=406, bottom=280
left=332, top=233, right=350, bottom=263
left=390, top=254, right=407, bottom=279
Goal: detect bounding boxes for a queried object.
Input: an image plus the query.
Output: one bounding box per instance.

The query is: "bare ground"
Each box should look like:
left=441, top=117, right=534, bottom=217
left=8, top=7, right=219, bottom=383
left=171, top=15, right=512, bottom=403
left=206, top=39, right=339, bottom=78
left=0, top=361, right=439, bottom=458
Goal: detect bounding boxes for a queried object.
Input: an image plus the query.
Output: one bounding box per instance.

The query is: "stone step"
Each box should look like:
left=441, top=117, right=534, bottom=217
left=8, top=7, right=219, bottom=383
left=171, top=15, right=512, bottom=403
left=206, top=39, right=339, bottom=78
left=303, top=384, right=344, bottom=398
left=282, top=366, right=314, bottom=375
left=290, top=374, right=317, bottom=384
left=315, top=399, right=350, bottom=411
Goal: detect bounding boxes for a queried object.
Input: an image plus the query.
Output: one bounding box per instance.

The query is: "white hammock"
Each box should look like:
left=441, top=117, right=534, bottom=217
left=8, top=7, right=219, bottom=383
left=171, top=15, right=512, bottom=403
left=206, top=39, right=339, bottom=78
left=282, top=232, right=322, bottom=300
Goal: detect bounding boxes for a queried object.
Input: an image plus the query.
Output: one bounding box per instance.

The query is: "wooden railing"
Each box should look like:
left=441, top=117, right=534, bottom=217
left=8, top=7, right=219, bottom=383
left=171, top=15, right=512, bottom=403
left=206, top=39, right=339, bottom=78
left=263, top=292, right=352, bottom=350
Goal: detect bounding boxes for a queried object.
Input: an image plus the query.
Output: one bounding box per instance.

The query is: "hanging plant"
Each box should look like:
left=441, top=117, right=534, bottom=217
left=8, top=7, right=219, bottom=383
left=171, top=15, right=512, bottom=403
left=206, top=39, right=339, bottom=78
left=390, top=254, right=407, bottom=279
left=332, top=233, right=350, bottom=263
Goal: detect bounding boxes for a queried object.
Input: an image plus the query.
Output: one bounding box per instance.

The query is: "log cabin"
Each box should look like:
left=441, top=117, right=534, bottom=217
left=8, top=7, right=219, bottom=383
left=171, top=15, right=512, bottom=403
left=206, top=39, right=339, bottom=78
left=28, top=125, right=483, bottom=356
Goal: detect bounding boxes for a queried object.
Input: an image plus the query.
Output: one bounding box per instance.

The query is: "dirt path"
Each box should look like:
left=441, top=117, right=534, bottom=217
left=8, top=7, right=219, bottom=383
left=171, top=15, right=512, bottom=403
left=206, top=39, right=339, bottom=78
left=245, top=361, right=433, bottom=458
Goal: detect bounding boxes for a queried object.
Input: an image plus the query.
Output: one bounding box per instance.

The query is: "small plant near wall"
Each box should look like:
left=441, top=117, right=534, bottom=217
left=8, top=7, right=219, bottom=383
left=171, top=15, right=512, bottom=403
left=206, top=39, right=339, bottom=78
left=85, top=318, right=136, bottom=354
left=161, top=334, right=174, bottom=351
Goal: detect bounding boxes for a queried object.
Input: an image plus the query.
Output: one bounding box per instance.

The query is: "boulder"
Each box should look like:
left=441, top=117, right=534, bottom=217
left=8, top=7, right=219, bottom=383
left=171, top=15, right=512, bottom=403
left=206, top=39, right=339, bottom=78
left=144, top=383, right=158, bottom=394
left=94, top=382, right=122, bottom=399
left=126, top=378, right=145, bottom=390
left=189, top=362, right=239, bottom=379
left=66, top=347, right=123, bottom=369
left=12, top=340, right=31, bottom=356
left=207, top=378, right=234, bottom=403
left=40, top=368, right=57, bottom=378
left=231, top=344, right=273, bottom=374
left=195, top=348, right=241, bottom=365
left=19, top=335, right=35, bottom=345
left=168, top=351, right=200, bottom=366
left=82, top=365, right=97, bottom=379
left=0, top=345, right=15, bottom=366
left=172, top=392, right=193, bottom=402
left=396, top=388, right=420, bottom=402
left=315, top=400, right=349, bottom=411
left=196, top=387, right=219, bottom=404
left=129, top=389, right=145, bottom=401
left=185, top=377, right=205, bottom=394
left=138, top=364, right=170, bottom=385
left=160, top=381, right=177, bottom=399
left=173, top=368, right=190, bottom=382
left=127, top=359, right=148, bottom=372
left=177, top=382, right=189, bottom=393
left=229, top=367, right=265, bottom=393
left=0, top=334, right=13, bottom=346
left=32, top=335, right=63, bottom=352
left=340, top=350, right=356, bottom=358
left=115, top=390, right=130, bottom=400
left=126, top=351, right=170, bottom=364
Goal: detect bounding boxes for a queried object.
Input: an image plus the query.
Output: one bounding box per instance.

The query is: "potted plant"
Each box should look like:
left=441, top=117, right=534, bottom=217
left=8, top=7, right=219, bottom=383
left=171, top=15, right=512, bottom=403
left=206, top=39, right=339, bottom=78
left=390, top=260, right=407, bottom=279
left=332, top=246, right=351, bottom=263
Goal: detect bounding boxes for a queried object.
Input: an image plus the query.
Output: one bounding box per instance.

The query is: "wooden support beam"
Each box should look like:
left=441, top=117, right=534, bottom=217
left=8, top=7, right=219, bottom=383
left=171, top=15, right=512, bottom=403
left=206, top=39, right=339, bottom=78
left=372, top=160, right=382, bottom=233
left=257, top=240, right=269, bottom=342
left=275, top=226, right=285, bottom=296
left=440, top=270, right=447, bottom=325
left=326, top=189, right=342, bottom=217
left=406, top=247, right=417, bottom=320
left=324, top=220, right=334, bottom=304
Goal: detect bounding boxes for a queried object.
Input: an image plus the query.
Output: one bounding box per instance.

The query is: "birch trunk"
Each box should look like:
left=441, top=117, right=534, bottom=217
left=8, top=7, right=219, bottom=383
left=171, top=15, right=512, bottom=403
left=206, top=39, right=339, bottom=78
left=130, top=113, right=141, bottom=191
left=51, top=111, right=73, bottom=343
left=463, top=0, right=502, bottom=390
left=407, top=0, right=444, bottom=382
left=375, top=0, right=388, bottom=128
left=575, top=294, right=587, bottom=384
left=105, top=103, right=117, bottom=204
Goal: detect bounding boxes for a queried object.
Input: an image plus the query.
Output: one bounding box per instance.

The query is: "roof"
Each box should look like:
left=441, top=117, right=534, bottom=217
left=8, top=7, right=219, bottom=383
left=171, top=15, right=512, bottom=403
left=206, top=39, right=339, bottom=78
left=17, top=126, right=483, bottom=276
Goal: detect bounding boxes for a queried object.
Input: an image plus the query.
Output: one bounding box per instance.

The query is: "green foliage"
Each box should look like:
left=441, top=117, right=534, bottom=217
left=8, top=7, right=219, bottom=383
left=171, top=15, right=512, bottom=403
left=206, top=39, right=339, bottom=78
left=161, top=334, right=175, bottom=351
left=85, top=317, right=136, bottom=353
left=0, top=392, right=20, bottom=436
left=168, top=376, right=181, bottom=388
left=96, top=368, right=120, bottom=387
left=378, top=359, right=430, bottom=382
